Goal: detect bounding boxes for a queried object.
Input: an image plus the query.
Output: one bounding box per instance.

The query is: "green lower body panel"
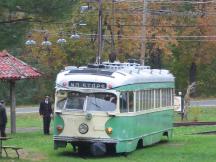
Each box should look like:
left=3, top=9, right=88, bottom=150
left=115, top=129, right=172, bottom=153
left=105, top=109, right=173, bottom=153
left=116, top=139, right=139, bottom=153
left=142, top=131, right=166, bottom=146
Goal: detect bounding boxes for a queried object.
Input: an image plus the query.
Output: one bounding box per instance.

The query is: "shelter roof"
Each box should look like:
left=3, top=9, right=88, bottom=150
left=0, top=50, right=41, bottom=80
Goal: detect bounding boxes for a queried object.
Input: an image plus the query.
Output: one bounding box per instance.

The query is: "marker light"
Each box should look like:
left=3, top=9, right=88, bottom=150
left=105, top=127, right=113, bottom=134
left=85, top=113, right=92, bottom=120
left=107, top=84, right=113, bottom=89
left=56, top=125, right=63, bottom=134
left=62, top=82, right=67, bottom=87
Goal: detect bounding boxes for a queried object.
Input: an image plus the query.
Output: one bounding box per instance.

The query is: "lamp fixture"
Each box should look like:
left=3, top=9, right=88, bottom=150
left=70, top=33, right=80, bottom=40
left=41, top=34, right=52, bottom=46
left=25, top=33, right=36, bottom=46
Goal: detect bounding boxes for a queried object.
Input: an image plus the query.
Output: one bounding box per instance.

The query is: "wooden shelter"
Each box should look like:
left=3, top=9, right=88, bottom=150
left=0, top=50, right=41, bottom=133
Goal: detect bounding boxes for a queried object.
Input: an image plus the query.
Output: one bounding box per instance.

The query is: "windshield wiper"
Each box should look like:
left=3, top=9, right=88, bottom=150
left=91, top=102, right=103, bottom=110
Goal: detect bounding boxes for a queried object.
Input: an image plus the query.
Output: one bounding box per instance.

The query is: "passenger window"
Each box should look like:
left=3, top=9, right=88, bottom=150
left=120, top=91, right=134, bottom=113
left=128, top=92, right=134, bottom=112
left=155, top=89, right=161, bottom=108
left=120, top=92, right=127, bottom=113
left=136, top=91, right=140, bottom=112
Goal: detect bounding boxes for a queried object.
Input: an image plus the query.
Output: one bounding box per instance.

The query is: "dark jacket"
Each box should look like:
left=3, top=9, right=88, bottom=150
left=39, top=100, right=53, bottom=117
left=0, top=105, right=7, bottom=126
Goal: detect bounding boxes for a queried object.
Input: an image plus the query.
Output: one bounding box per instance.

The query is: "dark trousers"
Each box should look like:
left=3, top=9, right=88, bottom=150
left=43, top=116, right=51, bottom=135
left=0, top=125, right=6, bottom=137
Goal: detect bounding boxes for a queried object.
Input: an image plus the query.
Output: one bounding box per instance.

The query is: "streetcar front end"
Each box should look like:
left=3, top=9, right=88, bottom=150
left=53, top=89, right=119, bottom=156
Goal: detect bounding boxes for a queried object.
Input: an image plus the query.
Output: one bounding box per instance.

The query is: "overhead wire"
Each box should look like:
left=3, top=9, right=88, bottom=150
left=28, top=0, right=216, bottom=43
left=110, top=0, right=215, bottom=4
left=32, top=30, right=216, bottom=39
left=83, top=0, right=214, bottom=8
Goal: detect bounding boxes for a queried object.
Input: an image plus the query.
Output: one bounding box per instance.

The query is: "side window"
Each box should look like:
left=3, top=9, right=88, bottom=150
left=161, top=88, right=172, bottom=107
left=147, top=90, right=151, bottom=109
left=150, top=90, right=154, bottom=108
left=144, top=90, right=148, bottom=110
left=155, top=89, right=161, bottom=108
left=120, top=92, right=127, bottom=113
left=141, top=91, right=144, bottom=109
left=162, top=89, right=166, bottom=107
left=120, top=91, right=134, bottom=113
left=135, top=91, right=140, bottom=112
left=167, top=89, right=171, bottom=106
left=128, top=91, right=134, bottom=112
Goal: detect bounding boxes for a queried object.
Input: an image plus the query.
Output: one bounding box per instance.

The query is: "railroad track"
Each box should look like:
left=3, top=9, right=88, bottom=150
left=174, top=121, right=216, bottom=127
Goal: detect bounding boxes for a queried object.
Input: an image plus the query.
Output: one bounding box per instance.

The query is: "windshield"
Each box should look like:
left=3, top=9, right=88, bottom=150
left=56, top=91, right=117, bottom=112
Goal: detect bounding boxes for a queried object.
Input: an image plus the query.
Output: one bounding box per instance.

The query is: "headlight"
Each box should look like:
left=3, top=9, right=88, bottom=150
left=105, top=127, right=112, bottom=134
left=56, top=125, right=63, bottom=134
left=79, top=123, right=88, bottom=134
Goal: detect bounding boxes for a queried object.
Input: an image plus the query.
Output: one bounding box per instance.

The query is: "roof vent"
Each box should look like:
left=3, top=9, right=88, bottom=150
left=87, top=64, right=105, bottom=68
left=128, top=59, right=140, bottom=64
left=64, top=66, right=77, bottom=70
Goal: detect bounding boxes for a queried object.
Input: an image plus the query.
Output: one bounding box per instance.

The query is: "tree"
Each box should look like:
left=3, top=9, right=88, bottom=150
left=169, top=2, right=216, bottom=95
left=0, top=0, right=78, bottom=51
left=103, top=1, right=178, bottom=63
left=0, top=0, right=79, bottom=103
left=2, top=0, right=216, bottom=104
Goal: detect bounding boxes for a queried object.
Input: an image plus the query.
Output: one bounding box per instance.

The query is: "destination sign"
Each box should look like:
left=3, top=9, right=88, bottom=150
left=69, top=81, right=107, bottom=89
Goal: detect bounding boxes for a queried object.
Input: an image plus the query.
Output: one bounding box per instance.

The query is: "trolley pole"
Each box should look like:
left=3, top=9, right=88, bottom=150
left=96, top=0, right=103, bottom=64
left=140, top=0, right=148, bottom=65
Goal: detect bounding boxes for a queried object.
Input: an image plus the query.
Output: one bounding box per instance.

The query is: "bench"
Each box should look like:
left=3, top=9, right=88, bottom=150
left=2, top=146, right=23, bottom=159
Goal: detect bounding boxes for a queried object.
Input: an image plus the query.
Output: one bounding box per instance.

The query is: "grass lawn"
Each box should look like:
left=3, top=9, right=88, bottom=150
left=1, top=107, right=216, bottom=162
left=174, top=107, right=216, bottom=122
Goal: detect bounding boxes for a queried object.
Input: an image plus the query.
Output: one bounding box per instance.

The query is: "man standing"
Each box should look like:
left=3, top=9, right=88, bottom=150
left=39, top=96, right=53, bottom=135
left=0, top=100, right=7, bottom=137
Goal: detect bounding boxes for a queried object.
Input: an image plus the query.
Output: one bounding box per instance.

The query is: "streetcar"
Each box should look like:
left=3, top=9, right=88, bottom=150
left=53, top=61, right=175, bottom=156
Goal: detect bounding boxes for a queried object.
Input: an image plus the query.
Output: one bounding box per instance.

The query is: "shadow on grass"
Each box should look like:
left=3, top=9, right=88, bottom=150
left=57, top=150, right=124, bottom=159
left=56, top=140, right=171, bottom=159
left=142, top=139, right=169, bottom=148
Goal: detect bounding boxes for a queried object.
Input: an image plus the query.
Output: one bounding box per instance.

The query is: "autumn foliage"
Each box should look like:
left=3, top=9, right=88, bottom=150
left=0, top=1, right=216, bottom=103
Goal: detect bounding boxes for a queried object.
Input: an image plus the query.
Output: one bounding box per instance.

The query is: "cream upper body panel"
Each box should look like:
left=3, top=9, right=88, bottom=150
left=58, top=112, right=111, bottom=138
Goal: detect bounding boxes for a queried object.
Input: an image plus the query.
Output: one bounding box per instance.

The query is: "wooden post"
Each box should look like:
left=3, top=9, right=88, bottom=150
left=10, top=80, right=16, bottom=133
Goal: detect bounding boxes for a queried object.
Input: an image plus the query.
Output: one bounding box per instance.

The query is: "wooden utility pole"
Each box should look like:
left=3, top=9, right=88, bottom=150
left=140, top=0, right=148, bottom=65
left=111, top=0, right=115, bottom=50
left=97, top=0, right=103, bottom=64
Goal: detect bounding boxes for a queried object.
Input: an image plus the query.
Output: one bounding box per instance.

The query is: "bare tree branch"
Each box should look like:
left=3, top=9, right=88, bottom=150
left=183, top=82, right=196, bottom=120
